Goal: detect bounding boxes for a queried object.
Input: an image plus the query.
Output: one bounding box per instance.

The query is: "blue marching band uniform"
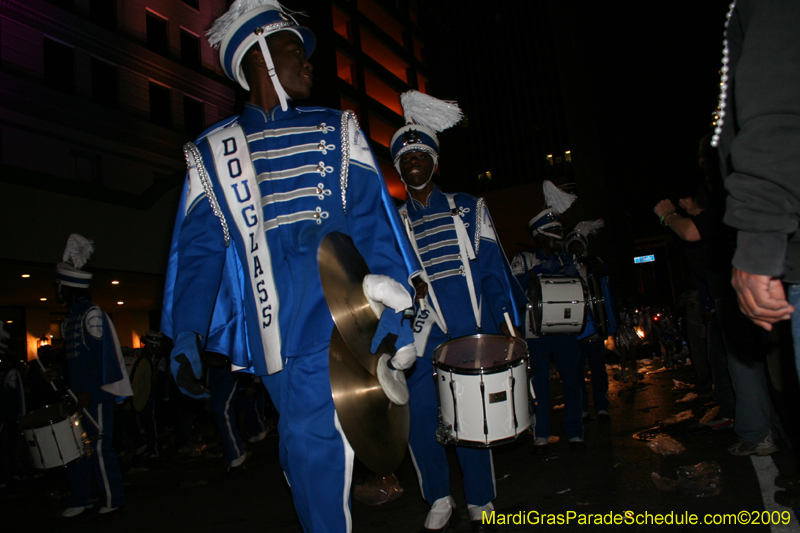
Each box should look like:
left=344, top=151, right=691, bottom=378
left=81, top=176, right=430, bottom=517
left=400, top=186, right=527, bottom=517
left=512, top=248, right=586, bottom=445
left=60, top=292, right=131, bottom=514
left=161, top=102, right=416, bottom=532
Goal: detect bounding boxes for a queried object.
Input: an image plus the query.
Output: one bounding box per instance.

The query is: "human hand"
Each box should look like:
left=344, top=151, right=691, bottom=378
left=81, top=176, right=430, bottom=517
left=389, top=344, right=417, bottom=370
left=76, top=391, right=91, bottom=409
left=731, top=267, right=794, bottom=330
left=678, top=197, right=703, bottom=216
left=170, top=332, right=210, bottom=399
left=654, top=199, right=676, bottom=218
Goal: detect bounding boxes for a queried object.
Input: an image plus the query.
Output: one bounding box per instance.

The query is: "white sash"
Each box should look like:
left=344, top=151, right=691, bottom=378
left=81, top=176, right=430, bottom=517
left=207, top=125, right=283, bottom=374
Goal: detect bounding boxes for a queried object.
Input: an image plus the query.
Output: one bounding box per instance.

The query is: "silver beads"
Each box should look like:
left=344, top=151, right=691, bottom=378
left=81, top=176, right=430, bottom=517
left=711, top=2, right=737, bottom=147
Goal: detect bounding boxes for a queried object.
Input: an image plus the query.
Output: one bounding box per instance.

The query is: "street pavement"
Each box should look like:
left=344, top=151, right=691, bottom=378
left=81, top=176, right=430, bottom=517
left=4, top=357, right=800, bottom=532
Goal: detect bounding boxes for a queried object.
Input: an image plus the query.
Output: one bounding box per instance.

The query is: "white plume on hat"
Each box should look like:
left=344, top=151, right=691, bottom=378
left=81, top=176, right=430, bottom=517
left=574, top=219, right=604, bottom=238
left=401, top=91, right=463, bottom=133
left=542, top=180, right=577, bottom=215
left=207, top=0, right=286, bottom=49
left=62, top=234, right=94, bottom=269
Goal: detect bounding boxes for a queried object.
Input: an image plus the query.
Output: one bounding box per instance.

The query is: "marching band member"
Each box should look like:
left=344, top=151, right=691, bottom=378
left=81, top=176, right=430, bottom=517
left=393, top=91, right=527, bottom=532
left=564, top=220, right=618, bottom=418
left=161, top=2, right=417, bottom=531
left=512, top=183, right=586, bottom=453
left=56, top=234, right=132, bottom=517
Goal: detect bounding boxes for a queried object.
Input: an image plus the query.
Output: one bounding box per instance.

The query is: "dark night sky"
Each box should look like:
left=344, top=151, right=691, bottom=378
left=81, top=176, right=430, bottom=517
left=427, top=0, right=732, bottom=239
left=557, top=2, right=732, bottom=236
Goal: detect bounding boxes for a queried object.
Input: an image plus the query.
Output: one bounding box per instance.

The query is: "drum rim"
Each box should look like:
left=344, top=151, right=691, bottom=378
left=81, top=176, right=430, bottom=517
left=19, top=403, right=78, bottom=429
left=432, top=334, right=528, bottom=374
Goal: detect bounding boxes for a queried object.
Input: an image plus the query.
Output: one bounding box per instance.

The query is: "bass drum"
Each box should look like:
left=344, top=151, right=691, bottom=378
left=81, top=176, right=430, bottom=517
left=130, top=356, right=153, bottom=412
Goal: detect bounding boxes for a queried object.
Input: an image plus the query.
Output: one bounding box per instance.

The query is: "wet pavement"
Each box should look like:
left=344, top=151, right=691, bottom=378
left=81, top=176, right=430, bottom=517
left=4, top=358, right=800, bottom=532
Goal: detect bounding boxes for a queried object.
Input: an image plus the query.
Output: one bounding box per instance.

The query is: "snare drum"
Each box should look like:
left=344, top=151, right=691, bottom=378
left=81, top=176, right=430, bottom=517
left=19, top=403, right=89, bottom=469
left=432, top=335, right=532, bottom=448
left=527, top=276, right=588, bottom=336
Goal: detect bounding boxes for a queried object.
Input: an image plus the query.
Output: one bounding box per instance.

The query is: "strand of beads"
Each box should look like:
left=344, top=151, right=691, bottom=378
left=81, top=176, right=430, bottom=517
left=711, top=1, right=737, bottom=148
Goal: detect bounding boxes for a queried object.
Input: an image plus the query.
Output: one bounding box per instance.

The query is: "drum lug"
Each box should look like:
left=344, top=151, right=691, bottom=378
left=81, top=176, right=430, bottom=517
left=436, top=410, right=457, bottom=446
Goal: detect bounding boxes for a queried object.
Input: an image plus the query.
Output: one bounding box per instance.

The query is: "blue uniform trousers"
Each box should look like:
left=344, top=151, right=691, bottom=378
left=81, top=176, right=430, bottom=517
left=263, top=347, right=353, bottom=533
left=67, top=400, right=125, bottom=509
left=578, top=338, right=610, bottom=413
left=528, top=335, right=584, bottom=440
left=407, top=339, right=495, bottom=508
left=208, top=366, right=245, bottom=466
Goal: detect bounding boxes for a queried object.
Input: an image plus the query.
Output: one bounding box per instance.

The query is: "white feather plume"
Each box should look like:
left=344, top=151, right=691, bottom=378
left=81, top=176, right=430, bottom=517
left=542, top=180, right=577, bottom=215
left=574, top=219, right=604, bottom=237
left=401, top=91, right=463, bottom=133
left=62, top=234, right=94, bottom=270
left=207, top=0, right=285, bottom=49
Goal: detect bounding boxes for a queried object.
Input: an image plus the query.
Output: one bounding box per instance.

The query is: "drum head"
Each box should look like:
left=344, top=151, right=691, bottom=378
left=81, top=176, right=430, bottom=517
left=19, top=403, right=76, bottom=429
left=132, top=357, right=153, bottom=412
left=433, top=334, right=528, bottom=373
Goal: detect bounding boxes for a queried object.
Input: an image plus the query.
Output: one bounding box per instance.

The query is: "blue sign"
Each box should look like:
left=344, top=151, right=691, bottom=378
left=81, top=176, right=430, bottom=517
left=634, top=255, right=655, bottom=264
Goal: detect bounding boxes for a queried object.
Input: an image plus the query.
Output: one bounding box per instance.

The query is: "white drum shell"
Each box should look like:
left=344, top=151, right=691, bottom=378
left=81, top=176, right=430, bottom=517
left=434, top=357, right=533, bottom=447
left=526, top=277, right=588, bottom=336
left=21, top=407, right=88, bottom=469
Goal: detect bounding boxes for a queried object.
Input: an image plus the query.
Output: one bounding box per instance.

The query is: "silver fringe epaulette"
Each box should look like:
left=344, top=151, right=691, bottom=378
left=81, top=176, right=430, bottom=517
left=183, top=142, right=231, bottom=247
left=339, top=110, right=361, bottom=214
left=474, top=197, right=486, bottom=255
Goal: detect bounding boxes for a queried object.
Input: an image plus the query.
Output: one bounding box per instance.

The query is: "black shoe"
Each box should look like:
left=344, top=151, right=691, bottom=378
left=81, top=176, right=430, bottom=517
left=532, top=444, right=549, bottom=455
left=471, top=518, right=496, bottom=532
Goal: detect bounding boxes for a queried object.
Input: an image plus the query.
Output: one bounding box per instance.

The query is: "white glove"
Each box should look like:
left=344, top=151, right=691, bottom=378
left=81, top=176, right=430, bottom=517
left=390, top=343, right=417, bottom=370
left=363, top=274, right=413, bottom=316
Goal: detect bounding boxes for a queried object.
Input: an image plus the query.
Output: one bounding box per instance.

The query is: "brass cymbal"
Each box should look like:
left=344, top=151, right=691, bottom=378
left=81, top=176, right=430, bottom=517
left=319, top=231, right=409, bottom=474
left=330, top=325, right=409, bottom=476
left=318, top=231, right=382, bottom=375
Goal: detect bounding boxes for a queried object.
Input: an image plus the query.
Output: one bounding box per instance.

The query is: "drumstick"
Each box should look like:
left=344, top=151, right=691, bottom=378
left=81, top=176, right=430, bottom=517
left=34, top=356, right=102, bottom=431
left=503, top=311, right=515, bottom=337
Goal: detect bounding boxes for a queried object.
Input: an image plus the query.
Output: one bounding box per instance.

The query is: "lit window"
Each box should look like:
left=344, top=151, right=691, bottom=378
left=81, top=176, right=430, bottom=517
left=361, top=30, right=409, bottom=82
left=367, top=112, right=397, bottom=148
left=546, top=154, right=553, bottom=165
left=364, top=70, right=402, bottom=115
left=340, top=95, right=361, bottom=123
left=357, top=0, right=404, bottom=45
left=332, top=5, right=352, bottom=42
left=336, top=50, right=356, bottom=86
left=564, top=150, right=572, bottom=162
left=378, top=159, right=404, bottom=199
left=416, top=73, right=429, bottom=94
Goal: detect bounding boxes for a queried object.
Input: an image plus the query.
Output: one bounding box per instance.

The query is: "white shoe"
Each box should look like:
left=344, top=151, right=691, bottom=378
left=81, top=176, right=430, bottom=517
left=98, top=506, right=120, bottom=515
left=424, top=495, right=455, bottom=529
left=229, top=452, right=248, bottom=469
left=62, top=505, right=92, bottom=518
left=468, top=501, right=494, bottom=522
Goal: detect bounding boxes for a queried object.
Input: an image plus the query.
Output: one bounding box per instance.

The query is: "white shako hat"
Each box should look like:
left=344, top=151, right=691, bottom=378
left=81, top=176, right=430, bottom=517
left=528, top=181, right=577, bottom=239
left=56, top=234, right=94, bottom=288
left=565, top=219, right=604, bottom=255
left=208, top=0, right=316, bottom=111
left=390, top=91, right=463, bottom=184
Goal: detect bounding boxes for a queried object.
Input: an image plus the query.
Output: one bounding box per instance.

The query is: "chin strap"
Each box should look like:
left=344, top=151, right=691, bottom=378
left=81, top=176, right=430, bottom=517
left=257, top=36, right=289, bottom=111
